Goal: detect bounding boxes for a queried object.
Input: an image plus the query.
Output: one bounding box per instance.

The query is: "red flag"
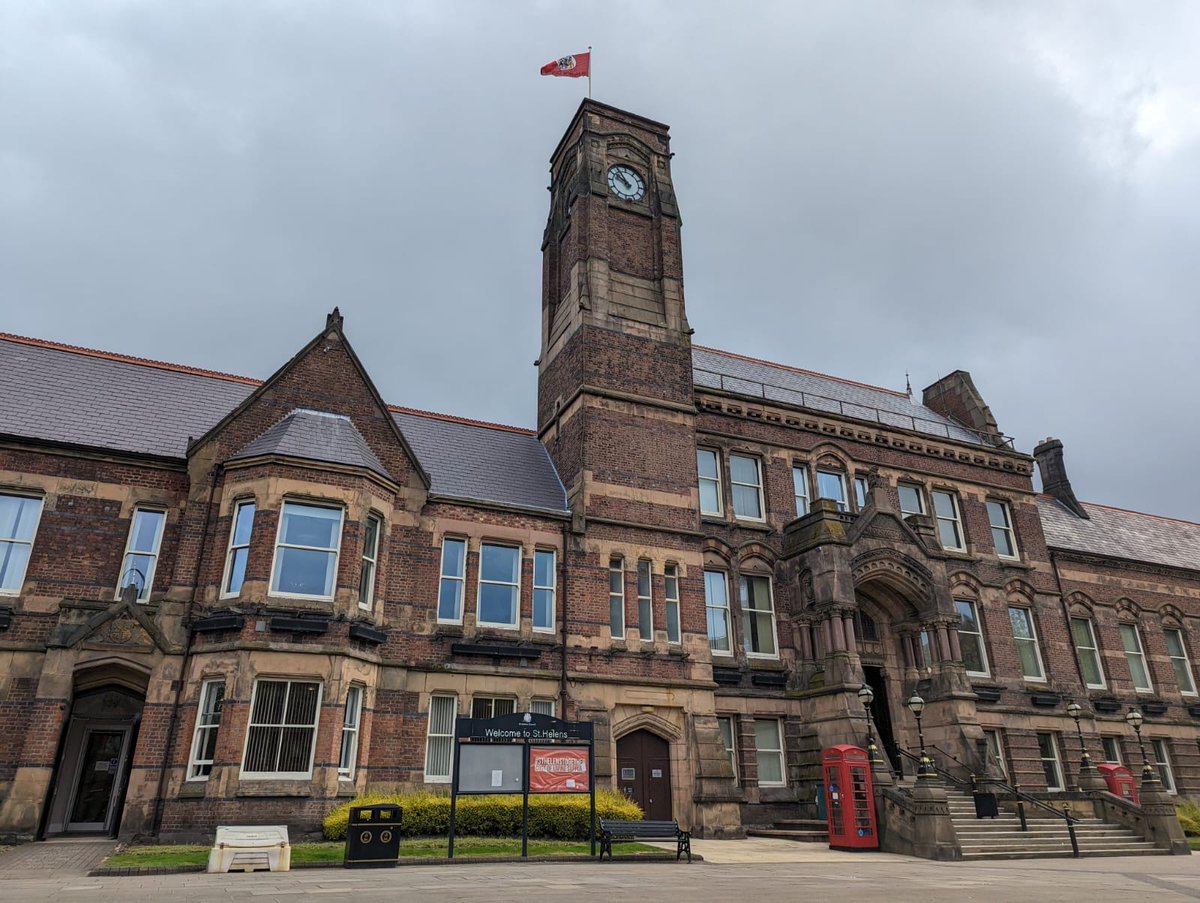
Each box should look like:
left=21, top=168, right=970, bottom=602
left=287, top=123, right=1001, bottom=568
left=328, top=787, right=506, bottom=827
left=540, top=52, right=590, bottom=78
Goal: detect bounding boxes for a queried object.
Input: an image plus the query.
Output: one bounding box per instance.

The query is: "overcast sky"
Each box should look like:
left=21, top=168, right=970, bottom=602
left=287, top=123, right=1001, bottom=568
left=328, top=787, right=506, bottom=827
left=3, top=1, right=1198, bottom=521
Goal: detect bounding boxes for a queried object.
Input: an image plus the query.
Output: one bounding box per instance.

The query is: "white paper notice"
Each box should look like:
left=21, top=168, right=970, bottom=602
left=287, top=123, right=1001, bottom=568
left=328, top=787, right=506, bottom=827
left=491, top=770, right=503, bottom=787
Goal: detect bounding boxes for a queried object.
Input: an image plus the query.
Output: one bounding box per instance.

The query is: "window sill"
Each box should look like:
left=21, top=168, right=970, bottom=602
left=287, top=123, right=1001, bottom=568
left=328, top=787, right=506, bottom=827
left=731, top=520, right=773, bottom=533
left=177, top=781, right=207, bottom=799
left=234, top=781, right=313, bottom=797
left=997, top=557, right=1030, bottom=569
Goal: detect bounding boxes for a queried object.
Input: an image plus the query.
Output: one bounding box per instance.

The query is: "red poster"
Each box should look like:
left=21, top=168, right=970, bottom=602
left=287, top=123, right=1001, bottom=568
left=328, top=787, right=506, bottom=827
left=528, top=747, right=589, bottom=793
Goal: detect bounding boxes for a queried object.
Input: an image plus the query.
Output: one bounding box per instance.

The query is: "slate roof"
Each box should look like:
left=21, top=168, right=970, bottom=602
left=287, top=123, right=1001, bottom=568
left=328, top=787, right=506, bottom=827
left=693, top=346, right=987, bottom=445
left=230, top=409, right=391, bottom=480
left=1038, top=496, right=1200, bottom=573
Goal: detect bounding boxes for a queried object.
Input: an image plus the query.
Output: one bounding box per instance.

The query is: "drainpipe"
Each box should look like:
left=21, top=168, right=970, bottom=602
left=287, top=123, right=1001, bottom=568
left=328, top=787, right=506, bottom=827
left=558, top=518, right=570, bottom=717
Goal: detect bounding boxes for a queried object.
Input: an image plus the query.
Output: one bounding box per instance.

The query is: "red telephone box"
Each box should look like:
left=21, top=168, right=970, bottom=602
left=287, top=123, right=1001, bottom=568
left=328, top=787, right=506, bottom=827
left=822, top=745, right=879, bottom=850
left=1096, top=764, right=1139, bottom=805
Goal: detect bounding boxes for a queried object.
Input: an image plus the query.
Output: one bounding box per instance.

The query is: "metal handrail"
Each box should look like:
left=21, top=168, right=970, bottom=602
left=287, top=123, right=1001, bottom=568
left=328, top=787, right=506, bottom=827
left=896, top=748, right=973, bottom=792
left=693, top=366, right=1017, bottom=449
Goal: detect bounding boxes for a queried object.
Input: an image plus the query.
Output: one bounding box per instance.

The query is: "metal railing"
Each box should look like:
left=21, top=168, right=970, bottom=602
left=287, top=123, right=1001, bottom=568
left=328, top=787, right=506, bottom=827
left=693, top=366, right=1016, bottom=449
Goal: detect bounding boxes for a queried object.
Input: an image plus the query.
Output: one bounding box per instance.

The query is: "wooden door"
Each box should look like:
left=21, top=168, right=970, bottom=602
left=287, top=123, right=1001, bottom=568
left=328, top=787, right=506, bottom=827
left=616, top=730, right=672, bottom=821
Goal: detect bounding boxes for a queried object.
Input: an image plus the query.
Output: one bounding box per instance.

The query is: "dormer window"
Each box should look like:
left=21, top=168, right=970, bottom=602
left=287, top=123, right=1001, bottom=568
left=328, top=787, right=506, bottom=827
left=270, top=501, right=343, bottom=600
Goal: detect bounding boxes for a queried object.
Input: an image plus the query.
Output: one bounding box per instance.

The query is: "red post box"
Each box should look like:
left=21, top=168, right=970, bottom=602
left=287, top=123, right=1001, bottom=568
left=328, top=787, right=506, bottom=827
left=1096, top=764, right=1139, bottom=805
left=822, top=744, right=879, bottom=850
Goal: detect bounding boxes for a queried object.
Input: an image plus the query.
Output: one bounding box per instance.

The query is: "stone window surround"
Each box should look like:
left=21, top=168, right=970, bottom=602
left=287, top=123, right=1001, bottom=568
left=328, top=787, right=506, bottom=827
left=704, top=551, right=780, bottom=663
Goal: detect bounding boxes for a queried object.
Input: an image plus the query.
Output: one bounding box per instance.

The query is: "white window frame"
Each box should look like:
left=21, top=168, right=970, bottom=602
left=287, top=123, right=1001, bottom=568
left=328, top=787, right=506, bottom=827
left=240, top=679, right=323, bottom=780
left=532, top=549, right=557, bottom=633
left=268, top=501, right=344, bottom=601
left=637, top=559, right=653, bottom=641
left=1008, top=606, right=1046, bottom=682
left=220, top=500, right=256, bottom=599
left=987, top=499, right=1019, bottom=560
left=338, top=686, right=363, bottom=780
left=792, top=465, right=810, bottom=517
left=1120, top=623, right=1154, bottom=692
left=0, top=493, right=44, bottom=596
left=853, top=475, right=869, bottom=511
left=1150, top=738, right=1175, bottom=793
left=982, top=728, right=1008, bottom=779
left=1164, top=627, right=1197, bottom=696
left=664, top=563, right=681, bottom=645
left=717, top=715, right=738, bottom=785
left=932, top=490, right=966, bottom=552
left=116, top=506, right=166, bottom=602
left=729, top=453, right=765, bottom=521
left=609, top=558, right=626, bottom=640
left=1100, top=736, right=1122, bottom=765
left=753, top=718, right=786, bottom=787
left=897, top=483, right=926, bottom=518
left=1036, top=732, right=1065, bottom=791
left=1071, top=617, right=1107, bottom=690
left=424, top=694, right=456, bottom=783
left=739, top=573, right=779, bottom=659
left=697, top=448, right=724, bottom=517
left=705, top=569, right=732, bottom=656
left=358, top=514, right=381, bottom=610
left=530, top=698, right=555, bottom=716
left=471, top=696, right=516, bottom=719
left=437, top=537, right=467, bottom=624
left=186, top=679, right=225, bottom=781
left=955, top=599, right=990, bottom=678
left=815, top=469, right=848, bottom=513
left=476, top=542, right=521, bottom=629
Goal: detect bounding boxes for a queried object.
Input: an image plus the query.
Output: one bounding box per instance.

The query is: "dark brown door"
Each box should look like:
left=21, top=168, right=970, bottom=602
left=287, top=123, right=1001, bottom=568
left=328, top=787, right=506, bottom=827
left=616, top=730, right=672, bottom=821
left=68, top=729, right=127, bottom=832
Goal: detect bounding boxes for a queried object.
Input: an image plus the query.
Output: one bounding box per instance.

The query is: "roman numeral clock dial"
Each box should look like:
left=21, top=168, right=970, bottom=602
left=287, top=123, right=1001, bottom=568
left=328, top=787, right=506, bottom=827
left=607, top=164, right=646, bottom=201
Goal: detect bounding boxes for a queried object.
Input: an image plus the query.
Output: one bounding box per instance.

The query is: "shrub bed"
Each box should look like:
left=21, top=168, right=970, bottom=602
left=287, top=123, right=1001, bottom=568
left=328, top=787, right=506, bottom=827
left=323, top=789, right=641, bottom=842
left=1177, top=798, right=1200, bottom=837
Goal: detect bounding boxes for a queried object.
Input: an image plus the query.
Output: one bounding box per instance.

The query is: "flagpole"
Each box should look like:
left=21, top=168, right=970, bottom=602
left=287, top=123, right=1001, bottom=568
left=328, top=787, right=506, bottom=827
left=588, top=45, right=592, bottom=98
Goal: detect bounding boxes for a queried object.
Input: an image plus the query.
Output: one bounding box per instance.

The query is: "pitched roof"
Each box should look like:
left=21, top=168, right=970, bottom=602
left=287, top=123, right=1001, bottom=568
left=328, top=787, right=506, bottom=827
left=0, top=333, right=566, bottom=514
left=230, top=409, right=391, bottom=480
left=693, top=346, right=987, bottom=445
left=1037, top=496, right=1200, bottom=573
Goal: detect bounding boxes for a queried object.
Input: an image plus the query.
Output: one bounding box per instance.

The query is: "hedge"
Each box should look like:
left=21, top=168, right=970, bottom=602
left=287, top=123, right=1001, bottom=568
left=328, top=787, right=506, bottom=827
left=323, top=789, right=641, bottom=842
left=1178, top=799, right=1200, bottom=837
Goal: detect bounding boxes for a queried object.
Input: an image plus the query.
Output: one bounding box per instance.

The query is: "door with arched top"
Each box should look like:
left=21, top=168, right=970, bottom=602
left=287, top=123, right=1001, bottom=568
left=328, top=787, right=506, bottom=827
left=616, top=730, right=672, bottom=820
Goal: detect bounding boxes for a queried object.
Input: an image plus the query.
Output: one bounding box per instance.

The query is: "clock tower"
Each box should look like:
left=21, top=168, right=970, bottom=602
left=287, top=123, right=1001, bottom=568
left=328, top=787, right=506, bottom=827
left=537, top=100, right=696, bottom=529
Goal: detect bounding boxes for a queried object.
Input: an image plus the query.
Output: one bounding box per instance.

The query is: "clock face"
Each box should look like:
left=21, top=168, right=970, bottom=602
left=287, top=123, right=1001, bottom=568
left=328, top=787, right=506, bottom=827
left=607, top=165, right=646, bottom=201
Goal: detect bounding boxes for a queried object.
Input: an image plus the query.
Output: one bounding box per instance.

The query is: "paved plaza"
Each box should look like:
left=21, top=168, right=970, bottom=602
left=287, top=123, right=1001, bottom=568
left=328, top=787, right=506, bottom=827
left=0, top=838, right=1197, bottom=902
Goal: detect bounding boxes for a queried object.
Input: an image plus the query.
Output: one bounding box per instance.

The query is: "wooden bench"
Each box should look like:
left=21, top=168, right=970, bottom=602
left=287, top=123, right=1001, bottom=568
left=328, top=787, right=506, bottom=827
left=598, top=819, right=692, bottom=862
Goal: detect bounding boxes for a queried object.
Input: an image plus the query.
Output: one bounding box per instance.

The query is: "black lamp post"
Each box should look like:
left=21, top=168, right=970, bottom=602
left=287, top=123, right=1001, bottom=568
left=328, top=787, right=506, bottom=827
left=1125, top=709, right=1155, bottom=781
left=1066, top=701, right=1094, bottom=788
left=907, top=693, right=931, bottom=778
left=858, top=684, right=880, bottom=765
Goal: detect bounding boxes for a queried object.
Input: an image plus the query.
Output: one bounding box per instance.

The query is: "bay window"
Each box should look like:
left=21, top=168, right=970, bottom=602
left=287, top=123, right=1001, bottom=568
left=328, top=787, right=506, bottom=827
left=270, top=502, right=342, bottom=599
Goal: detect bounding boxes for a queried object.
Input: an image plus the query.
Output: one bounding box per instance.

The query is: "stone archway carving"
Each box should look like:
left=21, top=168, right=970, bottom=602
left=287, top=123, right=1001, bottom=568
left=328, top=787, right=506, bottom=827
left=611, top=711, right=682, bottom=742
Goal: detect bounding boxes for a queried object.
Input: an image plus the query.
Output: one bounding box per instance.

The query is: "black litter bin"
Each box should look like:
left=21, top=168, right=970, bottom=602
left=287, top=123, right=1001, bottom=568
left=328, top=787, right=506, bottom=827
left=344, top=804, right=403, bottom=868
left=972, top=792, right=999, bottom=819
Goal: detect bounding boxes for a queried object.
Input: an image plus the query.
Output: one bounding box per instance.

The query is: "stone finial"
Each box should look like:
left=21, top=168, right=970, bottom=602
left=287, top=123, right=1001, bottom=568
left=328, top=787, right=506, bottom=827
left=326, top=307, right=344, bottom=331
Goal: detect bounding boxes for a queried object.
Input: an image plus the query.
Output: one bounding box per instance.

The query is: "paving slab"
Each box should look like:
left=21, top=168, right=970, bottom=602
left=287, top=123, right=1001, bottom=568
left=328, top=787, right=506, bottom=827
left=0, top=839, right=117, bottom=878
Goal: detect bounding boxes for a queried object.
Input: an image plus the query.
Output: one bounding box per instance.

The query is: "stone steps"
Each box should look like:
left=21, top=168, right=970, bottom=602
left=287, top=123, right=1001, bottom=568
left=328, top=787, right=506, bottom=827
left=745, top=828, right=829, bottom=843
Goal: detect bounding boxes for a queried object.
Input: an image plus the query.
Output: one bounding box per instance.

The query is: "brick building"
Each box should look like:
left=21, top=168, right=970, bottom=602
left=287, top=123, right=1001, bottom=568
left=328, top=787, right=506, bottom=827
left=0, top=100, right=1196, bottom=844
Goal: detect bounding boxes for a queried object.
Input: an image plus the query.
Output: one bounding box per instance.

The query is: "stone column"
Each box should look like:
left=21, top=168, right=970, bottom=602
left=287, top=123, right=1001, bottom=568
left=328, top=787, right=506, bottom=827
left=1136, top=772, right=1191, bottom=854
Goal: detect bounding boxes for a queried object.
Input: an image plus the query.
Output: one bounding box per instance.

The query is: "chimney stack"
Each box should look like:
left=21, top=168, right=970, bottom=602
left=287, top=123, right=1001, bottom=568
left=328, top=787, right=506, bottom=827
left=1033, top=437, right=1088, bottom=519
left=922, top=371, right=1003, bottom=445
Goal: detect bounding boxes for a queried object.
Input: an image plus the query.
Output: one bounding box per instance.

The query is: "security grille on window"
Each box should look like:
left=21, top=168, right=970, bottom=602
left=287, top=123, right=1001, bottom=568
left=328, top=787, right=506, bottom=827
left=729, top=454, right=764, bottom=520
left=530, top=699, right=555, bottom=716
left=478, top=543, right=520, bottom=628
left=1036, top=732, right=1064, bottom=791
left=739, top=574, right=778, bottom=658
left=931, top=491, right=965, bottom=552
left=637, top=560, right=653, bottom=640
left=1150, top=739, right=1175, bottom=793
left=1008, top=607, right=1045, bottom=681
left=955, top=599, right=989, bottom=676
left=609, top=558, right=625, bottom=639
left=241, top=680, right=322, bottom=779
left=1119, top=623, right=1153, bottom=692
left=533, top=549, right=556, bottom=632
left=696, top=449, right=723, bottom=516
left=339, top=686, right=363, bottom=780
left=358, top=515, right=381, bottom=610
left=664, top=564, right=681, bottom=644
left=754, top=719, right=785, bottom=786
left=221, top=501, right=255, bottom=597
left=270, top=502, right=343, bottom=599
left=717, top=716, right=738, bottom=784
left=438, top=537, right=466, bottom=623
left=897, top=484, right=925, bottom=519
left=471, top=696, right=516, bottom=719
left=987, top=500, right=1019, bottom=558
left=187, top=680, right=225, bottom=780
left=815, top=470, right=847, bottom=512
left=705, top=570, right=731, bottom=655
left=0, top=494, right=43, bottom=595
left=1164, top=628, right=1196, bottom=695
left=117, top=507, right=166, bottom=601
left=1071, top=617, right=1106, bottom=689
left=425, top=695, right=456, bottom=782
left=792, top=465, right=810, bottom=517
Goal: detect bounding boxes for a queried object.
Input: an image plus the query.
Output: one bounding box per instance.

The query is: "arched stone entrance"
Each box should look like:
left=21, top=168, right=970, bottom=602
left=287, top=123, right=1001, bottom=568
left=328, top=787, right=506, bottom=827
left=615, top=729, right=673, bottom=820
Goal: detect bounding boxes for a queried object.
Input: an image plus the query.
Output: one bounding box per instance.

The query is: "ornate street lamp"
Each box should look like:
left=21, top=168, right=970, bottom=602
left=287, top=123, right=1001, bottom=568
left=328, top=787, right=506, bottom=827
left=1066, top=701, right=1094, bottom=788
left=858, top=684, right=880, bottom=766
left=907, top=693, right=932, bottom=778
left=1125, top=709, right=1155, bottom=782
